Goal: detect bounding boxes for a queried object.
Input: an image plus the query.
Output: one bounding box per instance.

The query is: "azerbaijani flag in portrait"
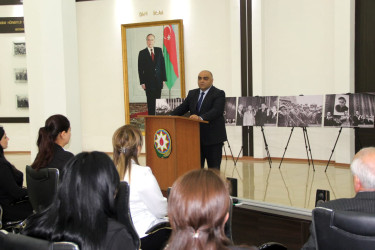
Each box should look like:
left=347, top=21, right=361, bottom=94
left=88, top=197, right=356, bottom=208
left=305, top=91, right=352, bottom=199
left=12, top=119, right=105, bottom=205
left=163, top=25, right=179, bottom=90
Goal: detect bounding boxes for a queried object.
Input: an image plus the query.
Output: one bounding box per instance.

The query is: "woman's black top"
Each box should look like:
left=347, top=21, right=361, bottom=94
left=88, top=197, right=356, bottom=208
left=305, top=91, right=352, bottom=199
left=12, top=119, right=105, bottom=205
left=0, top=158, right=28, bottom=205
left=44, top=143, right=74, bottom=172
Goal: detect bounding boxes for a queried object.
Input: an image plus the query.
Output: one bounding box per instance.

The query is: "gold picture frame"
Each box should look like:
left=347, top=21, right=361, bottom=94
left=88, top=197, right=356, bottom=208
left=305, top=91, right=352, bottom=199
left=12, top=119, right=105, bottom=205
left=121, top=19, right=185, bottom=129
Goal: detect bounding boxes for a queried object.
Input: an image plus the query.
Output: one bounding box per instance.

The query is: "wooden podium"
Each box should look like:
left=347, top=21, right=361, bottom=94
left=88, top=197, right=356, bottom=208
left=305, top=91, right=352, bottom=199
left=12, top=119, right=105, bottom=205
left=142, top=115, right=207, bottom=190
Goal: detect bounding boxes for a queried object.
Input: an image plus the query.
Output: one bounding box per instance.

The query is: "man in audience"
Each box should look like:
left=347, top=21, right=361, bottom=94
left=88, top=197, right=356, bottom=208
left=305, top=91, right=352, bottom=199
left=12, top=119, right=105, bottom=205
left=302, top=147, right=375, bottom=249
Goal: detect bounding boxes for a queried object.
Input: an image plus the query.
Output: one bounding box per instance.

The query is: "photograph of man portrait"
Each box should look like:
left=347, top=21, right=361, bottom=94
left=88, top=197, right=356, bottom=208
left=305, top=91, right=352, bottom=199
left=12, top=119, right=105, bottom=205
left=121, top=20, right=185, bottom=129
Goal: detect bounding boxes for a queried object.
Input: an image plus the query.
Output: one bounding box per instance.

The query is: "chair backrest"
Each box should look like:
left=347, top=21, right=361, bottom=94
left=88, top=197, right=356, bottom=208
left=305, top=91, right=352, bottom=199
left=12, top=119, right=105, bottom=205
left=313, top=207, right=375, bottom=250
left=26, top=165, right=59, bottom=212
left=114, top=181, right=140, bottom=249
left=0, top=205, right=3, bottom=229
left=0, top=230, right=79, bottom=250
left=224, top=197, right=234, bottom=242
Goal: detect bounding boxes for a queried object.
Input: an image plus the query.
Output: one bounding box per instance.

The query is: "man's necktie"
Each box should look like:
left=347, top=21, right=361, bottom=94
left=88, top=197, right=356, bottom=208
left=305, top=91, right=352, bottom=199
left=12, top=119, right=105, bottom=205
left=151, top=48, right=155, bottom=61
left=197, top=92, right=205, bottom=112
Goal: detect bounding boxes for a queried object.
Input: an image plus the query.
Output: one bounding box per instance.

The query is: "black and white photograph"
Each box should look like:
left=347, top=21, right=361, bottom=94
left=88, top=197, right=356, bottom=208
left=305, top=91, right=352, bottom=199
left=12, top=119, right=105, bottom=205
left=155, top=98, right=187, bottom=116
left=255, top=96, right=278, bottom=127
left=278, top=95, right=323, bottom=127
left=333, top=94, right=350, bottom=116
left=13, top=42, right=26, bottom=56
left=236, top=96, right=257, bottom=126
left=224, top=97, right=236, bottom=126
left=16, top=95, right=29, bottom=108
left=325, top=93, right=375, bottom=128
left=14, top=68, right=27, bottom=83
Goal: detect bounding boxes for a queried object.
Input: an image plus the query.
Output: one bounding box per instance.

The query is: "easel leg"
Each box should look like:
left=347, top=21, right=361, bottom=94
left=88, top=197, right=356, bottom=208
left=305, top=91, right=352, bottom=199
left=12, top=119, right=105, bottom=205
left=302, top=127, right=311, bottom=166
left=355, top=127, right=363, bottom=149
left=235, top=146, right=244, bottom=166
left=303, top=127, right=315, bottom=171
left=261, top=126, right=272, bottom=168
left=279, top=127, right=294, bottom=169
left=225, top=140, right=236, bottom=165
left=223, top=143, right=228, bottom=161
left=325, top=127, right=343, bottom=172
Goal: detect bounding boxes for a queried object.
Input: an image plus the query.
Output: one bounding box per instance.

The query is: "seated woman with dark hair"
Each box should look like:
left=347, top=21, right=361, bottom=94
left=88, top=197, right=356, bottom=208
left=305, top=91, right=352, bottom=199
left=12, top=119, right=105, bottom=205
left=23, top=151, right=136, bottom=250
left=0, top=127, right=33, bottom=223
left=166, top=169, right=258, bottom=250
left=31, top=114, right=73, bottom=172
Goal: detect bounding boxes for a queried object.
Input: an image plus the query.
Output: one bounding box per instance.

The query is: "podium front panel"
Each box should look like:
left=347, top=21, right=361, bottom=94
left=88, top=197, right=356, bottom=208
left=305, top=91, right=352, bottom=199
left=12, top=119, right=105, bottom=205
left=144, top=116, right=201, bottom=190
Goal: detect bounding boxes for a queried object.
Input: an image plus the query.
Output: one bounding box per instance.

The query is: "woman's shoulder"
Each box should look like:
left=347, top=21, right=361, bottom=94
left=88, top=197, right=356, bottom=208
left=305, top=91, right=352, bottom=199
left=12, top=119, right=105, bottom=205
left=106, top=218, right=136, bottom=250
left=54, top=144, right=74, bottom=158
left=131, top=162, right=151, bottom=173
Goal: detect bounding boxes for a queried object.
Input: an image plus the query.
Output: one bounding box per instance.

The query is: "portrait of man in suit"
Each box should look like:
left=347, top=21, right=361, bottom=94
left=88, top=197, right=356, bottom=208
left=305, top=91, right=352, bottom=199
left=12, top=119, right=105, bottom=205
left=138, top=34, right=167, bottom=115
left=171, top=70, right=227, bottom=170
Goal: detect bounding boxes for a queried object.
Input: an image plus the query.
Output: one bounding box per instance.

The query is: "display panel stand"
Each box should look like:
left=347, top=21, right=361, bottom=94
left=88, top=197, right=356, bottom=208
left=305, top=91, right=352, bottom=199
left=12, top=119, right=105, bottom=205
left=325, top=127, right=343, bottom=172
left=279, top=127, right=315, bottom=171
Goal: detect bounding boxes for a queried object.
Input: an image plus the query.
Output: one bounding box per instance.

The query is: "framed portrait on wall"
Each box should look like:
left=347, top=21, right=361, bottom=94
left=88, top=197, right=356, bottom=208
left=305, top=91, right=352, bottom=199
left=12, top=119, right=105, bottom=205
left=16, top=95, right=29, bottom=108
left=14, top=68, right=27, bottom=83
left=13, top=42, right=26, bottom=56
left=121, top=19, right=185, bottom=130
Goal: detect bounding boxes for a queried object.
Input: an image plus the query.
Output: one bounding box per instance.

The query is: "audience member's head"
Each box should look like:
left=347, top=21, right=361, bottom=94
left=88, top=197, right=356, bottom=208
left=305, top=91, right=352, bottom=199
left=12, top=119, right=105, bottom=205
left=166, top=169, right=231, bottom=250
left=350, top=147, right=375, bottom=192
left=31, top=114, right=71, bottom=170
left=24, top=151, right=120, bottom=250
left=112, top=124, right=143, bottom=180
left=0, top=126, right=7, bottom=157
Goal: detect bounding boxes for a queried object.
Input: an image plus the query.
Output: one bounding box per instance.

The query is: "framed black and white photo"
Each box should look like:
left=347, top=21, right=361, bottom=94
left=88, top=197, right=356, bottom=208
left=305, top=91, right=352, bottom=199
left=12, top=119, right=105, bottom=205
left=155, top=97, right=187, bottom=116
left=16, top=95, right=29, bottom=108
left=278, top=95, right=323, bottom=127
left=14, top=68, right=27, bottom=83
left=224, top=97, right=237, bottom=126
left=13, top=42, right=26, bottom=56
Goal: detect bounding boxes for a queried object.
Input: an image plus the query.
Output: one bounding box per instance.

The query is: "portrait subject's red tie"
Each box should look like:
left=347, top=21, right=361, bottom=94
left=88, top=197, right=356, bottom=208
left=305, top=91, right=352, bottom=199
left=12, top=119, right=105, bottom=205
left=151, top=48, right=155, bottom=61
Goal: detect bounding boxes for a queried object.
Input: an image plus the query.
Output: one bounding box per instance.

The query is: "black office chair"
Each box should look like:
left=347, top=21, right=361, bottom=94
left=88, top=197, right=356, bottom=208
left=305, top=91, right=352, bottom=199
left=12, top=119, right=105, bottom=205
left=0, top=205, right=25, bottom=233
left=0, top=229, right=79, bottom=250
left=26, top=165, right=59, bottom=212
left=114, top=181, right=140, bottom=249
left=313, top=207, right=375, bottom=250
left=224, top=196, right=234, bottom=242
left=259, top=242, right=287, bottom=250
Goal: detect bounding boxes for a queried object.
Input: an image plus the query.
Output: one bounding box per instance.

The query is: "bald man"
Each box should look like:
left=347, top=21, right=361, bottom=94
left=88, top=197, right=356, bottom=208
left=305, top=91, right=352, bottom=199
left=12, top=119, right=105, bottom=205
left=171, top=70, right=227, bottom=170
left=302, top=147, right=375, bottom=249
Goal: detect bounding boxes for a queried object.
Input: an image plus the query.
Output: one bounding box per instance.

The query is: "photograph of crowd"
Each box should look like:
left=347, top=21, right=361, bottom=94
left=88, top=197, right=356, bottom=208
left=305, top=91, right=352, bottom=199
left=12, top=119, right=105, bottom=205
left=16, top=95, right=29, bottom=108
left=236, top=96, right=278, bottom=127
left=155, top=98, right=188, bottom=116
left=13, top=42, right=26, bottom=56
left=224, top=97, right=236, bottom=126
left=14, top=68, right=27, bottom=83
left=324, top=93, right=375, bottom=128
left=277, top=95, right=323, bottom=127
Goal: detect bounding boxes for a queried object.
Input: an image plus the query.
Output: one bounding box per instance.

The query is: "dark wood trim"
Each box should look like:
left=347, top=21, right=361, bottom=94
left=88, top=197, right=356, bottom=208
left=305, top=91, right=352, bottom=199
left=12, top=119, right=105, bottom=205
left=0, top=117, right=29, bottom=123
left=354, top=0, right=375, bottom=152
left=240, top=0, right=254, bottom=157
left=232, top=206, right=311, bottom=250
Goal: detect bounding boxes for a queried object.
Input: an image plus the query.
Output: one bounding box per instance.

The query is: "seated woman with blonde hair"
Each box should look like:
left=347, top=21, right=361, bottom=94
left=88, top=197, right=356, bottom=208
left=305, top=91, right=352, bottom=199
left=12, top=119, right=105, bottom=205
left=112, top=124, right=169, bottom=250
left=166, top=169, right=258, bottom=250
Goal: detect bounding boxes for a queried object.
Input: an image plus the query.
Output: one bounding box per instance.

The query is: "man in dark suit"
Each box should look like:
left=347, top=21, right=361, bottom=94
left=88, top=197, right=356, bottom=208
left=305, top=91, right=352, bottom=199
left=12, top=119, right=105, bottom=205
left=138, top=34, right=167, bottom=115
left=171, top=70, right=227, bottom=170
left=302, top=147, right=375, bottom=249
